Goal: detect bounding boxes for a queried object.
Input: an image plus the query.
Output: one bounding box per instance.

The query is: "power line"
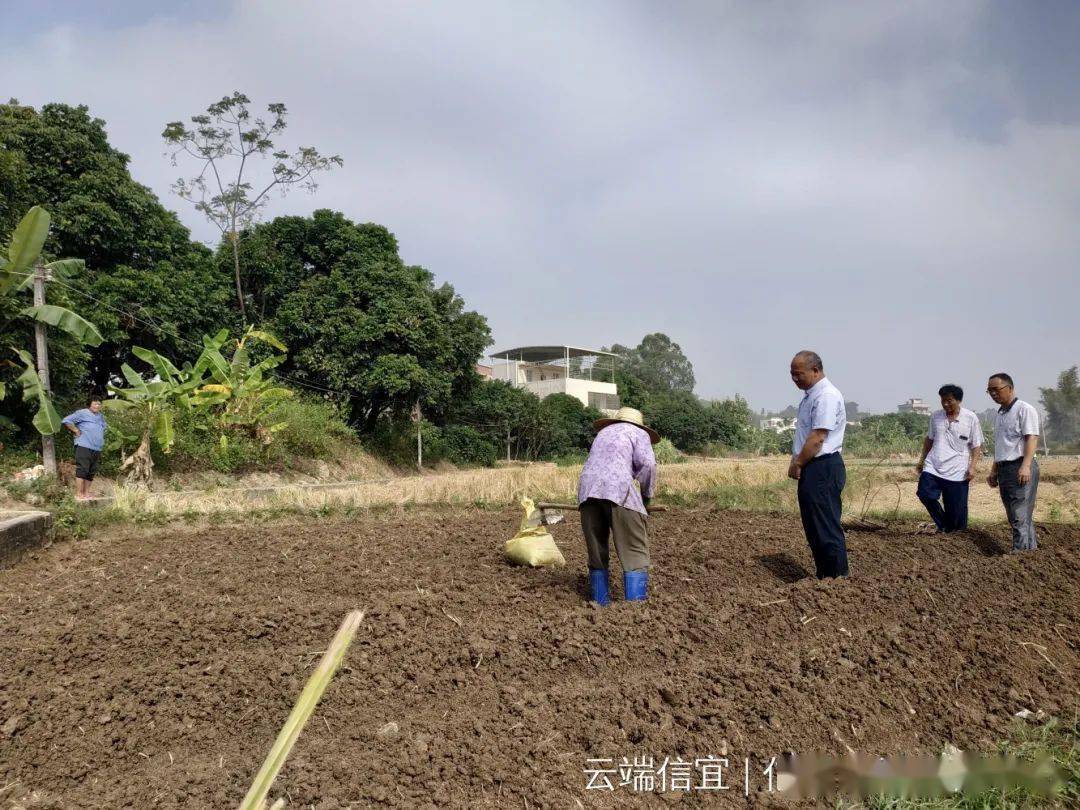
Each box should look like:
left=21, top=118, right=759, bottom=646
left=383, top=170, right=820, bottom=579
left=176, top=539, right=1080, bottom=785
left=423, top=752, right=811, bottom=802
left=36, top=271, right=360, bottom=401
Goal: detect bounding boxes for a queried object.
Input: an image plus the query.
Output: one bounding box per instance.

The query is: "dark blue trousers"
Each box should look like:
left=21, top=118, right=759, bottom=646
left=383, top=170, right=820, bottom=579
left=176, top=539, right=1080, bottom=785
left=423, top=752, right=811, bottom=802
left=797, top=453, right=849, bottom=578
left=917, top=471, right=969, bottom=532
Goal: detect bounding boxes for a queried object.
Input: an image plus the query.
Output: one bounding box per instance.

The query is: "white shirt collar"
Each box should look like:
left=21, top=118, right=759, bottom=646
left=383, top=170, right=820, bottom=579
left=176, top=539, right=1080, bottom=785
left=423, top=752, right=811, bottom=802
left=804, top=377, right=830, bottom=398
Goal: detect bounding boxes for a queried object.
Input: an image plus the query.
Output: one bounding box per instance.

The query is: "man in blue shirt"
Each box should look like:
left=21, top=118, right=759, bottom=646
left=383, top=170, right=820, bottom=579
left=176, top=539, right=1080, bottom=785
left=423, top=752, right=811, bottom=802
left=787, top=350, right=849, bottom=579
left=61, top=397, right=107, bottom=500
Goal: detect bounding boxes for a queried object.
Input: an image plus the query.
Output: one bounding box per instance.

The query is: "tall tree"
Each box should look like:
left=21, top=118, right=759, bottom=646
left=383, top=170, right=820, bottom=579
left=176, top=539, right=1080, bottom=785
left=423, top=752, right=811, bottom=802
left=609, top=333, right=695, bottom=394
left=0, top=100, right=232, bottom=394
left=1041, top=365, right=1080, bottom=449
left=263, top=212, right=491, bottom=431
left=163, top=92, right=343, bottom=322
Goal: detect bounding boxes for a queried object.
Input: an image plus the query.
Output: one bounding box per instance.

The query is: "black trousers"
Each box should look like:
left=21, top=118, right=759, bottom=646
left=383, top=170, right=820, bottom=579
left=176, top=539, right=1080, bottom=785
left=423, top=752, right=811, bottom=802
left=797, top=453, right=849, bottom=578
left=917, top=471, right=969, bottom=532
left=74, top=446, right=101, bottom=481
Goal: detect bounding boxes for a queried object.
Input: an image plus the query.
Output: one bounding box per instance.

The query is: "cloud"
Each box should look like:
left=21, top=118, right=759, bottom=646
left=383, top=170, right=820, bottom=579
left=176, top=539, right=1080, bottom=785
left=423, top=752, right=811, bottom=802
left=3, top=0, right=1077, bottom=411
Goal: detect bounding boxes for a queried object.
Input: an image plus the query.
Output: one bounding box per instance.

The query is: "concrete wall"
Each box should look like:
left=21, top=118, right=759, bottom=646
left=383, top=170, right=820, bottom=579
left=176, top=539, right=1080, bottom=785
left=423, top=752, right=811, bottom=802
left=0, top=510, right=53, bottom=568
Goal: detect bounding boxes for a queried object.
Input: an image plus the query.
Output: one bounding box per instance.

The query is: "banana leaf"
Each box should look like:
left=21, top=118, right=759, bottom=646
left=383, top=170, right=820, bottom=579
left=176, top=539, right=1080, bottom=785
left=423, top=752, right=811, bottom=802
left=44, top=258, right=85, bottom=279
left=120, top=363, right=151, bottom=394
left=245, top=328, right=287, bottom=352
left=133, top=346, right=183, bottom=382
left=13, top=348, right=61, bottom=434
left=21, top=304, right=104, bottom=347
left=154, top=409, right=175, bottom=452
left=6, top=206, right=49, bottom=276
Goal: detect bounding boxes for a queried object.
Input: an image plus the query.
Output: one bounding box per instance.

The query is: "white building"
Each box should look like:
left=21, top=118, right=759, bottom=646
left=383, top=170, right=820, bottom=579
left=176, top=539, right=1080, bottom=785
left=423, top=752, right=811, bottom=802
left=761, top=416, right=796, bottom=433
left=488, top=345, right=621, bottom=413
left=897, top=398, right=932, bottom=415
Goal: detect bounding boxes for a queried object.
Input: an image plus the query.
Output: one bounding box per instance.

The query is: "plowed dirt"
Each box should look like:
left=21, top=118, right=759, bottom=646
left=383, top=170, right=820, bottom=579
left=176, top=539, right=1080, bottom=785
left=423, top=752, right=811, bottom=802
left=1, top=508, right=1077, bottom=807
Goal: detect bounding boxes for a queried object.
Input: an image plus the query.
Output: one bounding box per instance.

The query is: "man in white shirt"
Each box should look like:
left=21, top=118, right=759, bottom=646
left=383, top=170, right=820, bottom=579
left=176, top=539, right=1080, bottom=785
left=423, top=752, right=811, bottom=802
left=787, top=350, right=849, bottom=579
left=915, top=384, right=983, bottom=533
left=986, top=373, right=1041, bottom=551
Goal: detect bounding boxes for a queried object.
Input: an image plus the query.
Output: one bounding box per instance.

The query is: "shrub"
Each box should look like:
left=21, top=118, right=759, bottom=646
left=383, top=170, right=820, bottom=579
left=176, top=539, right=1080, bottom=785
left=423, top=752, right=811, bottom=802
left=109, top=396, right=358, bottom=476
left=653, top=437, right=685, bottom=464
left=438, top=424, right=499, bottom=467
left=268, top=397, right=354, bottom=459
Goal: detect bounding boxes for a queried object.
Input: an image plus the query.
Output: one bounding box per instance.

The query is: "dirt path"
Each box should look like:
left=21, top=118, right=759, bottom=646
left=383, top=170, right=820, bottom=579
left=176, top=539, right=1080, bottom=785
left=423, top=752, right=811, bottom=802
left=1, top=508, right=1077, bottom=807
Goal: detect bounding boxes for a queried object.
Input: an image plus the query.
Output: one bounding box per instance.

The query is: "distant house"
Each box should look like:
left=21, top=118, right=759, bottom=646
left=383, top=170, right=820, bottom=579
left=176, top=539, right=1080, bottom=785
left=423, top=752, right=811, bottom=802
left=488, top=345, right=621, bottom=413
left=897, top=398, right=932, bottom=416
left=761, top=416, right=796, bottom=433
left=475, top=363, right=493, bottom=379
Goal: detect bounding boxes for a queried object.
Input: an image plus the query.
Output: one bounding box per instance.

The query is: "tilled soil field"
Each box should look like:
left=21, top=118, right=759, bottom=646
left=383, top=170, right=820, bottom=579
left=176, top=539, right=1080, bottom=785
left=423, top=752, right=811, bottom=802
left=1, top=508, right=1078, bottom=808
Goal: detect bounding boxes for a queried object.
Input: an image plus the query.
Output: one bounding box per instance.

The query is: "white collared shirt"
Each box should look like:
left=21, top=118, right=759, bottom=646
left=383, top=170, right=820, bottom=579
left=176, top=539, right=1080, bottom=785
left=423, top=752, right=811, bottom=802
left=922, top=407, right=983, bottom=481
left=994, top=398, right=1040, bottom=462
left=794, top=377, right=846, bottom=456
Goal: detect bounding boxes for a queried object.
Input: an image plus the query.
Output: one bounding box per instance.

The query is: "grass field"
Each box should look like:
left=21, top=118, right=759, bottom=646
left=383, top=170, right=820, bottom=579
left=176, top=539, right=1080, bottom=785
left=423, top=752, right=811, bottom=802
left=97, top=455, right=1080, bottom=526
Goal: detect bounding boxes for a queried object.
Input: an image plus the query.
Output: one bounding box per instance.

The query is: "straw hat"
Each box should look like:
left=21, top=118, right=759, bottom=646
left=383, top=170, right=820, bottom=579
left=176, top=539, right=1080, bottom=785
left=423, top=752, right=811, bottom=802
left=593, top=406, right=660, bottom=444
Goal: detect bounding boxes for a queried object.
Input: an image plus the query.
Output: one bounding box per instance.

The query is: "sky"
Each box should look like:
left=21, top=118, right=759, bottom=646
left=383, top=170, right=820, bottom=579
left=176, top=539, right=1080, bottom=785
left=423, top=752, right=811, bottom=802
left=2, top=0, right=1078, bottom=413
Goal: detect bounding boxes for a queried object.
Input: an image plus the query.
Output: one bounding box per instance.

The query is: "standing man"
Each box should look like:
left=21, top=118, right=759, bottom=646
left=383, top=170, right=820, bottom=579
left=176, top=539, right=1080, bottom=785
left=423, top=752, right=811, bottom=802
left=915, top=384, right=983, bottom=533
left=61, top=397, right=107, bottom=500
left=787, top=351, right=849, bottom=579
left=577, top=406, right=659, bottom=605
left=986, top=373, right=1040, bottom=551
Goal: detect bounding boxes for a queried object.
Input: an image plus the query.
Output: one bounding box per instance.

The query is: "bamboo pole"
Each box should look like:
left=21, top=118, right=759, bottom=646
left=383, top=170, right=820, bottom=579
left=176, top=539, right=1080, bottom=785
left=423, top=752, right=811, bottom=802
left=239, top=610, right=365, bottom=810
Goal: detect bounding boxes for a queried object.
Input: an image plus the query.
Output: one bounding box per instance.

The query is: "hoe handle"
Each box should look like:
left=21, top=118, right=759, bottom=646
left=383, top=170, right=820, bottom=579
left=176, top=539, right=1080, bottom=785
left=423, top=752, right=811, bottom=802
left=536, top=502, right=668, bottom=514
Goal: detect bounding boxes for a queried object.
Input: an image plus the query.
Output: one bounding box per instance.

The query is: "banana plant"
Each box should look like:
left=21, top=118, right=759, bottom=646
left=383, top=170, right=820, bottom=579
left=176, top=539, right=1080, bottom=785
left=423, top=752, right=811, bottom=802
left=104, top=348, right=204, bottom=488
left=190, top=326, right=293, bottom=446
left=1, top=206, right=103, bottom=435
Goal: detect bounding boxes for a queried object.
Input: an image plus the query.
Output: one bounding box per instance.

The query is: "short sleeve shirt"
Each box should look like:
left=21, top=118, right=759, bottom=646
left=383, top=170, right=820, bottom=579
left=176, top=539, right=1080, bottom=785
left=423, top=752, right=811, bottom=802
left=922, top=408, right=983, bottom=481
left=994, top=399, right=1039, bottom=462
left=794, top=377, right=846, bottom=456
left=60, top=408, right=107, bottom=452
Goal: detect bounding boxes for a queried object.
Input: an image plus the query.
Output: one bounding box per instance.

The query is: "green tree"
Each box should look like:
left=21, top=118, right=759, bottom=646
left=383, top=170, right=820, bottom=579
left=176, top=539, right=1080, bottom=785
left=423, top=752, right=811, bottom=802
left=705, top=395, right=755, bottom=448
left=1041, top=365, right=1080, bottom=450
left=645, top=391, right=712, bottom=453
left=0, top=100, right=233, bottom=394
left=614, top=369, right=651, bottom=411
left=266, top=212, right=490, bottom=431
left=844, top=412, right=930, bottom=457
left=446, top=380, right=542, bottom=461
left=610, top=333, right=695, bottom=394
left=163, top=92, right=343, bottom=322
left=536, top=393, right=601, bottom=458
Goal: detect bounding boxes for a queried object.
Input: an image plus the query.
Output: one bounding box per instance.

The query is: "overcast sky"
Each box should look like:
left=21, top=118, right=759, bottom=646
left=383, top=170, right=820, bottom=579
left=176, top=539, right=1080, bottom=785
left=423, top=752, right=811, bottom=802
left=3, top=0, right=1078, bottom=413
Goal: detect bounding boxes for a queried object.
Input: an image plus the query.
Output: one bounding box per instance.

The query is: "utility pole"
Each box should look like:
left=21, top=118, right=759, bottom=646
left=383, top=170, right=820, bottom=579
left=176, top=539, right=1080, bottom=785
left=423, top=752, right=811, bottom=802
left=32, top=261, right=56, bottom=475
left=412, top=400, right=422, bottom=472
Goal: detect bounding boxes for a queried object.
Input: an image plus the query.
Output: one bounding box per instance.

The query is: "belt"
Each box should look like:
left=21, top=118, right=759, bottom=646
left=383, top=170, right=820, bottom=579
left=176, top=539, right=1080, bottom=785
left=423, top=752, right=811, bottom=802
left=997, top=457, right=1034, bottom=465
left=805, top=451, right=840, bottom=465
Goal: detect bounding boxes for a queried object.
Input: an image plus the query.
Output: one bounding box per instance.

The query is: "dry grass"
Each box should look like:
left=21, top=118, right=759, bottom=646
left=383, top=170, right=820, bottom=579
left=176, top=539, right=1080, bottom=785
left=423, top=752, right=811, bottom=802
left=106, top=455, right=1080, bottom=524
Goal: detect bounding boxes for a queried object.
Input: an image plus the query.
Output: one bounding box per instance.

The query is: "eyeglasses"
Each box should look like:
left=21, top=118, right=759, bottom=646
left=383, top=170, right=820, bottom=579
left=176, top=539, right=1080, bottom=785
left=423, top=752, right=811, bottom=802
left=986, top=385, right=1009, bottom=394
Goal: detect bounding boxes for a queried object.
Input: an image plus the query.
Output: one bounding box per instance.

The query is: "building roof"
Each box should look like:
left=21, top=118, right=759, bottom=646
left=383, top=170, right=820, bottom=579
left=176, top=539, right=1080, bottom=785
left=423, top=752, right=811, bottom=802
left=490, top=345, right=618, bottom=362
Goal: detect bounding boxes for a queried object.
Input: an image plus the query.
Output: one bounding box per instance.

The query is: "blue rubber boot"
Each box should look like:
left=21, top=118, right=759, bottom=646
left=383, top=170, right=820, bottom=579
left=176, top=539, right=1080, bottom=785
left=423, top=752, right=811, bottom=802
left=624, top=569, right=648, bottom=601
left=589, top=568, right=611, bottom=606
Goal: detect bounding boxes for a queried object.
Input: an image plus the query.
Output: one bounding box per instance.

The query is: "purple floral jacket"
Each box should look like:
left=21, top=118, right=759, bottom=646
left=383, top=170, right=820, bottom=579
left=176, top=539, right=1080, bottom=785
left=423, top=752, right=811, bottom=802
left=577, top=422, right=657, bottom=516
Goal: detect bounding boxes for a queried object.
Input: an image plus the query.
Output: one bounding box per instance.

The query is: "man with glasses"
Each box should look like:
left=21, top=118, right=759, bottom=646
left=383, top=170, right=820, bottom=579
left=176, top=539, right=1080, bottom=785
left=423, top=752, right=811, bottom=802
left=986, top=373, right=1041, bottom=551
left=915, top=384, right=983, bottom=533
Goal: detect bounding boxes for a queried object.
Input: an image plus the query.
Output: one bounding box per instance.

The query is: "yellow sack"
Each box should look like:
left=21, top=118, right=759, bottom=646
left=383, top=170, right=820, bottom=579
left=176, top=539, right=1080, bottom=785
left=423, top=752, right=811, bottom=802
left=504, top=497, right=566, bottom=567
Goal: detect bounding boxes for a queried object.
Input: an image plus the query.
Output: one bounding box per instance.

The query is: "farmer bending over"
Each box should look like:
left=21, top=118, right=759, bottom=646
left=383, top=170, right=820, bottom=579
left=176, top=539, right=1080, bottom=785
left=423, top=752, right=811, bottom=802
left=577, top=406, right=658, bottom=605
left=62, top=396, right=107, bottom=501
